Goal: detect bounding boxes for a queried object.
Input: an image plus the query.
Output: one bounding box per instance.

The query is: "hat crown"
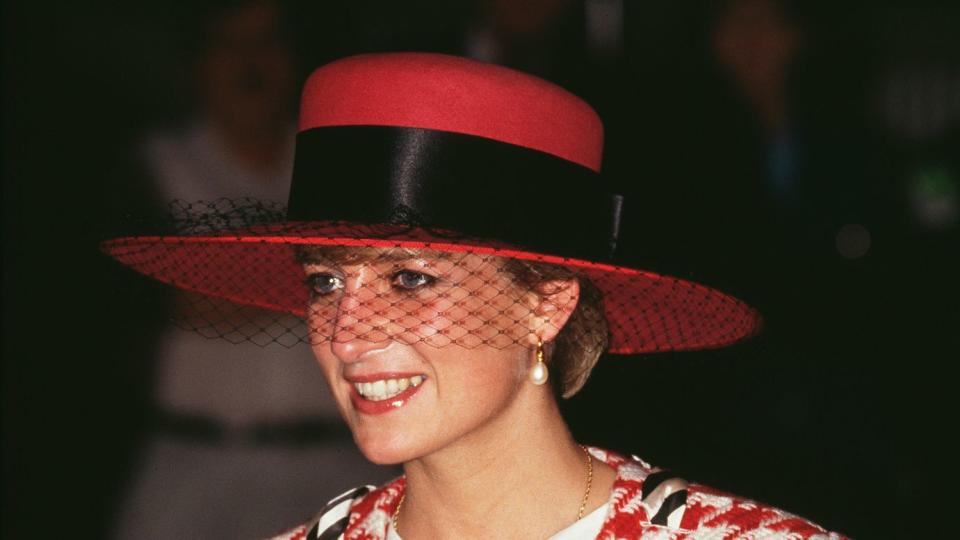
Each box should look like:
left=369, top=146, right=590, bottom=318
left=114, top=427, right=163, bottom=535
left=298, top=52, right=603, bottom=172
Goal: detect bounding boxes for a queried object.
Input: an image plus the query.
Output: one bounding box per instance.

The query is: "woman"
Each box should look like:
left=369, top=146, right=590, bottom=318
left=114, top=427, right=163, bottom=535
left=104, top=53, right=844, bottom=538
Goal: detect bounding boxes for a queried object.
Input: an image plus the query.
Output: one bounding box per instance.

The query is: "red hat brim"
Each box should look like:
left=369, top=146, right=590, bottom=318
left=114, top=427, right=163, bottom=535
left=102, top=222, right=761, bottom=354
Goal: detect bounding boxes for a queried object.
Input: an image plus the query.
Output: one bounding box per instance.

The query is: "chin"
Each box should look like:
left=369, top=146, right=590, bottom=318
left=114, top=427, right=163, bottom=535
left=360, top=448, right=407, bottom=466
left=352, top=431, right=419, bottom=465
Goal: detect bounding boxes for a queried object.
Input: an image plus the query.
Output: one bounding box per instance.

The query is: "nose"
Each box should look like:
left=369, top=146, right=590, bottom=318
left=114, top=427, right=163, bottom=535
left=329, top=267, right=393, bottom=363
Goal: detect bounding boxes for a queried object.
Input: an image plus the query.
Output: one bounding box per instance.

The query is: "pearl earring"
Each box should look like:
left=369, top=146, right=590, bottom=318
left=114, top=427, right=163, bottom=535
left=529, top=338, right=549, bottom=385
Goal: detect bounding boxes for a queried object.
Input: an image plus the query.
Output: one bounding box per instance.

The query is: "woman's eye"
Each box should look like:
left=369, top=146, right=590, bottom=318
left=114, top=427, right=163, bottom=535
left=306, top=273, right=343, bottom=296
left=392, top=269, right=436, bottom=290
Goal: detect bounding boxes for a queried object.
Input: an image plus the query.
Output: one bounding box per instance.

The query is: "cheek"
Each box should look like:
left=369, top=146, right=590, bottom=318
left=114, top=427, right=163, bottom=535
left=402, top=280, right=532, bottom=350
left=306, top=301, right=336, bottom=345
left=435, top=347, right=528, bottom=414
left=310, top=346, right=334, bottom=377
left=307, top=295, right=525, bottom=350
left=306, top=292, right=449, bottom=346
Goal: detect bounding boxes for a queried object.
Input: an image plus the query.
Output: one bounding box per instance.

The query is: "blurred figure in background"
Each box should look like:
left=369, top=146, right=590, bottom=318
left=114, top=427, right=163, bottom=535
left=713, top=0, right=798, bottom=117
left=146, top=0, right=296, bottom=204
left=624, top=0, right=880, bottom=308
left=712, top=0, right=801, bottom=201
left=112, top=2, right=392, bottom=539
left=606, top=4, right=890, bottom=531
left=701, top=0, right=807, bottom=269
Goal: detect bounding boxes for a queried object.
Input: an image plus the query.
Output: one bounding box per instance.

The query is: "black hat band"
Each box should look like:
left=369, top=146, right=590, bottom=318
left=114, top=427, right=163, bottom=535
left=288, top=126, right=623, bottom=261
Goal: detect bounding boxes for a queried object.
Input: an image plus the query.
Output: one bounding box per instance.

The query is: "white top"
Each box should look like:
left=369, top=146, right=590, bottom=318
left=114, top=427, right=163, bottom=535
left=548, top=503, right=609, bottom=540
left=385, top=503, right=609, bottom=540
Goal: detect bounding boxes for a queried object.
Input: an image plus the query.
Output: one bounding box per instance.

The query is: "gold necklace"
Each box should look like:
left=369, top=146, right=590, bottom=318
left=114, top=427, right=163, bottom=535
left=391, top=445, right=594, bottom=535
left=577, top=445, right=594, bottom=520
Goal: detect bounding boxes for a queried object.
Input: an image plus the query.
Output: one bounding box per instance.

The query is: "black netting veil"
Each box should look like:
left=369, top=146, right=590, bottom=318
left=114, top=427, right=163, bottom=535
left=102, top=198, right=761, bottom=355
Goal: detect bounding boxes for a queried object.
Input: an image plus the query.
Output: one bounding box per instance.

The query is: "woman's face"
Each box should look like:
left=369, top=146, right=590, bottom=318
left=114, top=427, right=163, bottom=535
left=303, top=249, right=538, bottom=464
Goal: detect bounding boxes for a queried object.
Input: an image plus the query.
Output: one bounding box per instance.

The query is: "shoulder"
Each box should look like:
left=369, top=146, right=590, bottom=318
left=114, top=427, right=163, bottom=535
left=592, top=448, right=847, bottom=539
left=680, top=483, right=846, bottom=539
left=264, top=485, right=376, bottom=540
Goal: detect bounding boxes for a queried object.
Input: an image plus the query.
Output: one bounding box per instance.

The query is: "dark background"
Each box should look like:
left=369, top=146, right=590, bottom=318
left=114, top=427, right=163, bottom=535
left=4, top=1, right=958, bottom=538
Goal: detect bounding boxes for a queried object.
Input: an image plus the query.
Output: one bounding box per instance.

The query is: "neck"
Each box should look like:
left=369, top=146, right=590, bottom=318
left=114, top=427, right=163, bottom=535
left=397, top=387, right=613, bottom=539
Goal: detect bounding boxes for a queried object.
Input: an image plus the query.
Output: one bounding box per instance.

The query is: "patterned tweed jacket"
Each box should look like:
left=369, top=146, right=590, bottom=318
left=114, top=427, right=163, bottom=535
left=269, top=447, right=846, bottom=539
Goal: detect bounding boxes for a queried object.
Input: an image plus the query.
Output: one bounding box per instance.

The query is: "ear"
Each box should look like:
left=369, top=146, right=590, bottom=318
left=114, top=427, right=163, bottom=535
left=530, top=278, right=580, bottom=344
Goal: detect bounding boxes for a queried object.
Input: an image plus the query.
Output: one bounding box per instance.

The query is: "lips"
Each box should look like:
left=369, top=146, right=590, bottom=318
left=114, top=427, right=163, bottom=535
left=347, top=373, right=426, bottom=415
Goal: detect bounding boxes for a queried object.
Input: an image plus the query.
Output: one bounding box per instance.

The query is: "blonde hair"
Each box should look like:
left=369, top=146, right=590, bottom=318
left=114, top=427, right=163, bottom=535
left=501, top=259, right=608, bottom=398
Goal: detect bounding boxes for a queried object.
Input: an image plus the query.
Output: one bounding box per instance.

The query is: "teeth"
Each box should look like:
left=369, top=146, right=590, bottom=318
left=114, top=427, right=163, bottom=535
left=353, top=376, right=425, bottom=401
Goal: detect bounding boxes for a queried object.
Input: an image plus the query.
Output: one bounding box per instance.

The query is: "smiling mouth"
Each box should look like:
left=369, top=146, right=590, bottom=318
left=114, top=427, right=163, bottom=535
left=353, top=375, right=424, bottom=401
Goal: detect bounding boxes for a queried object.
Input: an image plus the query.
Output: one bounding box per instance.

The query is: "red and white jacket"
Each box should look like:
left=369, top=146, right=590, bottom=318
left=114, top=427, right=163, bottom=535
left=269, top=447, right=846, bottom=539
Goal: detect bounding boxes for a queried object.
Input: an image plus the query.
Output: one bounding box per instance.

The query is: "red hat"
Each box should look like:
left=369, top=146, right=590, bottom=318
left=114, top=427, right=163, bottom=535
left=103, top=52, right=760, bottom=353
